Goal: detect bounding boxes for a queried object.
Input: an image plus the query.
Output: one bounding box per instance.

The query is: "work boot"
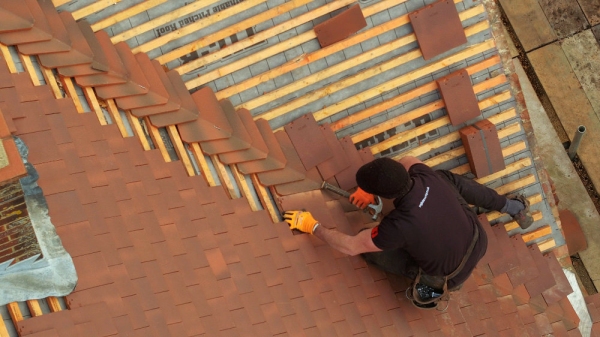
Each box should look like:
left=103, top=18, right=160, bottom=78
left=507, top=194, right=533, bottom=229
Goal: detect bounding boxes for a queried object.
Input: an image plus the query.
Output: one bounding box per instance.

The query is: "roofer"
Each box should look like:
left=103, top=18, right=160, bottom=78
left=283, top=156, right=532, bottom=308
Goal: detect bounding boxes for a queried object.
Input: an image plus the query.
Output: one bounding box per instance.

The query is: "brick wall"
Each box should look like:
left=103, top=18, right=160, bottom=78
left=0, top=181, right=42, bottom=266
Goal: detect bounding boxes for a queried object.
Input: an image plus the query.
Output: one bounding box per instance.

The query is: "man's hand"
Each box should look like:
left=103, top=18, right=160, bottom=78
left=349, top=187, right=375, bottom=209
left=283, top=211, right=319, bottom=234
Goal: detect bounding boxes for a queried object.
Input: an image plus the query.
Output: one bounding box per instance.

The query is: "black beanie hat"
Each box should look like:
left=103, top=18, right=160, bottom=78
left=356, top=157, right=411, bottom=199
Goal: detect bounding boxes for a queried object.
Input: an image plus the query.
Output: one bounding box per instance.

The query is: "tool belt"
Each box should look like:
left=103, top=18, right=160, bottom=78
left=406, top=222, right=479, bottom=310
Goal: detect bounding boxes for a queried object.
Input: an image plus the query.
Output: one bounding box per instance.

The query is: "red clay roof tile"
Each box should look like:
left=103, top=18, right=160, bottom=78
left=10, top=102, right=51, bottom=135
left=256, top=130, right=306, bottom=186
left=92, top=139, right=119, bottom=170
left=314, top=4, right=367, bottom=48
left=71, top=251, right=113, bottom=291
left=199, top=99, right=251, bottom=155
left=108, top=263, right=136, bottom=297
left=129, top=67, right=181, bottom=118
left=56, top=20, right=109, bottom=76
left=409, top=0, right=467, bottom=60
left=524, top=245, right=557, bottom=299
left=105, top=170, right=131, bottom=202
left=112, top=315, right=134, bottom=336
left=506, top=235, right=540, bottom=286
left=37, top=12, right=94, bottom=68
left=284, top=113, right=332, bottom=171
left=196, top=267, right=221, bottom=300
left=488, top=223, right=520, bottom=276
left=118, top=246, right=145, bottom=280
left=55, top=221, right=99, bottom=258
left=0, top=137, right=27, bottom=182
left=281, top=314, right=306, bottom=336
left=127, top=229, right=157, bottom=263
left=44, top=190, right=87, bottom=226
left=115, top=55, right=169, bottom=110
left=491, top=272, right=514, bottom=298
left=17, top=0, right=70, bottom=55
left=542, top=254, right=574, bottom=306
left=94, top=42, right=149, bottom=99
left=218, top=277, right=244, bottom=311
left=260, top=303, right=286, bottom=335
left=192, top=87, right=232, bottom=132
left=0, top=56, right=12, bottom=89
left=315, top=123, right=350, bottom=180
left=73, top=30, right=127, bottom=87
left=69, top=283, right=127, bottom=317
left=175, top=302, right=205, bottom=336
left=0, top=109, right=16, bottom=137
left=333, top=136, right=364, bottom=190
left=273, top=165, right=323, bottom=196
left=119, top=295, right=150, bottom=330
left=147, top=71, right=200, bottom=127
left=0, top=1, right=34, bottom=32
left=218, top=109, right=268, bottom=165
left=534, top=313, right=554, bottom=335
left=131, top=277, right=161, bottom=310
left=46, top=114, right=72, bottom=145
left=237, top=118, right=286, bottom=174
left=437, top=69, right=481, bottom=126
left=207, top=296, right=237, bottom=331
left=0, top=0, right=51, bottom=45
left=36, top=160, right=75, bottom=195
left=13, top=73, right=38, bottom=102
left=559, top=209, right=588, bottom=256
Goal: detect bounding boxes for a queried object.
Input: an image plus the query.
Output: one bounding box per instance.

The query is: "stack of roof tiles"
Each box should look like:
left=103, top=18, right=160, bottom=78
left=0, top=0, right=589, bottom=336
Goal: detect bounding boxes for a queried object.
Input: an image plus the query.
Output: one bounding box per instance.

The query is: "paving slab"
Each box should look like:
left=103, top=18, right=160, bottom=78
left=514, top=59, right=600, bottom=290
left=593, top=25, right=600, bottom=44
left=538, top=0, right=590, bottom=38
left=498, top=0, right=557, bottom=52
left=560, top=30, right=600, bottom=119
left=577, top=0, right=600, bottom=26
left=528, top=42, right=600, bottom=191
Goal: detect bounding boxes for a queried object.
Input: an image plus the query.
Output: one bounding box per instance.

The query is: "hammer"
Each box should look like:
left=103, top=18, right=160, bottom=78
left=321, top=182, right=383, bottom=220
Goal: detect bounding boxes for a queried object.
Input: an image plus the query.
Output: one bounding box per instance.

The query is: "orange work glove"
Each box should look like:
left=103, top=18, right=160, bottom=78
left=349, top=187, right=375, bottom=209
left=283, top=211, right=319, bottom=234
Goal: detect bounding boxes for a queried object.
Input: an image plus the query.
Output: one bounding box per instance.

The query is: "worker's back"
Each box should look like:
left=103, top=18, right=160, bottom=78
left=371, top=163, right=488, bottom=288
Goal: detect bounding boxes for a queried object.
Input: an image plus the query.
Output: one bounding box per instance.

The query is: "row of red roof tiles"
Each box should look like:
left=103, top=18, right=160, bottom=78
left=1, top=46, right=583, bottom=335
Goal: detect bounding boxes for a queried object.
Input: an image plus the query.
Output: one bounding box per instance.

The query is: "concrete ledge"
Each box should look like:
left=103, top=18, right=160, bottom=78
left=514, top=59, right=600, bottom=291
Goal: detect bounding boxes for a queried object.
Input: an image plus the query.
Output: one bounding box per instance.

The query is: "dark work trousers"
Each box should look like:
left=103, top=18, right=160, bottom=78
left=361, top=169, right=507, bottom=288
